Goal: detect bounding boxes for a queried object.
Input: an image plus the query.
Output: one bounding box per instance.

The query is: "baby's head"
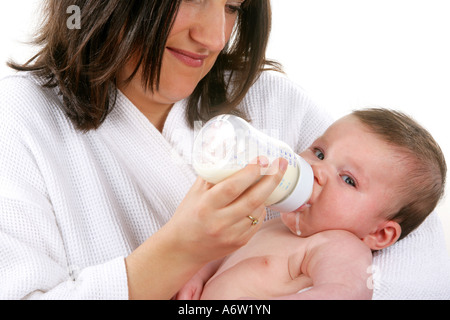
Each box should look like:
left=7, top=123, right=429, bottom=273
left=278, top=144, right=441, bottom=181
left=281, top=108, right=446, bottom=250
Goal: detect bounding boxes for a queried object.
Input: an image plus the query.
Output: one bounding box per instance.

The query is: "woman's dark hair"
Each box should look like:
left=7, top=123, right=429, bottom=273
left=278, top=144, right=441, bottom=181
left=8, top=0, right=280, bottom=131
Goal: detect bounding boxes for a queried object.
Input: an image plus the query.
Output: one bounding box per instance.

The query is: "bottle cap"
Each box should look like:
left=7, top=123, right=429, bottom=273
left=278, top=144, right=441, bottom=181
left=269, top=154, right=314, bottom=212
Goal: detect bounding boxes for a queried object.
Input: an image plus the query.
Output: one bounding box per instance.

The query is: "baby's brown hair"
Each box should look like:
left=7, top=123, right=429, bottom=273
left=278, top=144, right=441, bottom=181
left=352, top=108, right=446, bottom=240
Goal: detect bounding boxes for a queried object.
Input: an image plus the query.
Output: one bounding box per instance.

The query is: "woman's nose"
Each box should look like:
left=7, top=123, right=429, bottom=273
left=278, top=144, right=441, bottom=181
left=189, top=5, right=228, bottom=52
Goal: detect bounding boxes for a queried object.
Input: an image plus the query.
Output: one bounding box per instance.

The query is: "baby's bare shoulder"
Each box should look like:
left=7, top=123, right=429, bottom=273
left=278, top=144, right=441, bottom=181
left=309, top=229, right=361, bottom=242
left=299, top=230, right=373, bottom=299
left=305, top=230, right=370, bottom=257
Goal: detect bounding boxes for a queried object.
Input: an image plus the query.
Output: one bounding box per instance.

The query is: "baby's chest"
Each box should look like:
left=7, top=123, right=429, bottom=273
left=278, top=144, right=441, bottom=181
left=221, top=231, right=307, bottom=278
left=213, top=249, right=309, bottom=298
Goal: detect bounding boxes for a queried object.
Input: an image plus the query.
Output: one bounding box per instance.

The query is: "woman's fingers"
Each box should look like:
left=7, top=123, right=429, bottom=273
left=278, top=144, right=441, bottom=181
left=229, top=158, right=288, bottom=215
left=206, top=157, right=288, bottom=242
left=204, top=156, right=270, bottom=209
left=225, top=205, right=268, bottom=248
left=170, top=157, right=288, bottom=261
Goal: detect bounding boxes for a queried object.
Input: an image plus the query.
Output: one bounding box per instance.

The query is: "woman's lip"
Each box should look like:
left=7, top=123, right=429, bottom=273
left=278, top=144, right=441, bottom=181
left=167, top=47, right=208, bottom=68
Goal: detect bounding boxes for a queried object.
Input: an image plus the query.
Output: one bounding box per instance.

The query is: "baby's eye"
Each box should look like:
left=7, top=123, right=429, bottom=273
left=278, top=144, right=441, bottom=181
left=342, top=175, right=356, bottom=187
left=314, top=148, right=325, bottom=160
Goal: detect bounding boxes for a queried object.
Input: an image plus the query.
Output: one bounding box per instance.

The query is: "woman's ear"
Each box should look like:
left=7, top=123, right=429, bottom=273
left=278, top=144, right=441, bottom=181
left=362, top=221, right=402, bottom=251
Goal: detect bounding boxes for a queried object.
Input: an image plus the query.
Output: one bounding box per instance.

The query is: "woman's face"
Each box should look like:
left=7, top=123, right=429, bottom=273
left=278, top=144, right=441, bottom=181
left=119, top=0, right=244, bottom=111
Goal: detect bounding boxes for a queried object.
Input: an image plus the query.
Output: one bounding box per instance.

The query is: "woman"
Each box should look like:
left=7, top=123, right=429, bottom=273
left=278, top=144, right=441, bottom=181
left=0, top=0, right=331, bottom=299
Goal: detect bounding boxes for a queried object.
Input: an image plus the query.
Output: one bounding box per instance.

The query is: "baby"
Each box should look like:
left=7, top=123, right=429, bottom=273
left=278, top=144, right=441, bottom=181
left=177, top=108, right=447, bottom=300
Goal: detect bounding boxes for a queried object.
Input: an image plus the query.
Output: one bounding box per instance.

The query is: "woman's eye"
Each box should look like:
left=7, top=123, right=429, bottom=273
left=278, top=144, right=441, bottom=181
left=314, top=149, right=325, bottom=160
left=342, top=175, right=356, bottom=187
left=225, top=3, right=243, bottom=14
left=183, top=0, right=242, bottom=15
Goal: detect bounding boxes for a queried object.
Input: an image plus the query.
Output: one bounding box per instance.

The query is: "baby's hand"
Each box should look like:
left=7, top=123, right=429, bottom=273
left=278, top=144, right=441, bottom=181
left=175, top=273, right=205, bottom=300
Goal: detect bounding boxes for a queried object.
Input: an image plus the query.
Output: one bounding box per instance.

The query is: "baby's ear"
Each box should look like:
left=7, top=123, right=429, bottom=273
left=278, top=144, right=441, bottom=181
left=361, top=221, right=401, bottom=251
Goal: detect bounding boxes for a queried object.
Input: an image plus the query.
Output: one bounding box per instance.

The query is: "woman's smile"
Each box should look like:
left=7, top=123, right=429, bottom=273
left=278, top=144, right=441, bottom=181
left=166, top=47, right=209, bottom=68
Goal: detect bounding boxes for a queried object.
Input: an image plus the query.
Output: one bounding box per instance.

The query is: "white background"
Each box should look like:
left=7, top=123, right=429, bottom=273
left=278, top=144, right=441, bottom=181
left=267, top=0, right=450, bottom=254
left=1, top=0, right=449, bottom=254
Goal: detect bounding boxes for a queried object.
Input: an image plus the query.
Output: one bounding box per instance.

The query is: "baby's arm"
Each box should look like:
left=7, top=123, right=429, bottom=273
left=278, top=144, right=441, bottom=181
left=278, top=230, right=373, bottom=300
left=175, top=258, right=224, bottom=300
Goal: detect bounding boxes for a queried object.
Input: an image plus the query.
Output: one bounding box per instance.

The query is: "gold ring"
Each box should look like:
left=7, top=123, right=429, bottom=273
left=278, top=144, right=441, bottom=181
left=247, top=215, right=259, bottom=226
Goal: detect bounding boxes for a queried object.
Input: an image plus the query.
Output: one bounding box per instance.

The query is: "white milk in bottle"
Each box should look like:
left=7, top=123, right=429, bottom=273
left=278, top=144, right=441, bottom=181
left=192, top=115, right=313, bottom=213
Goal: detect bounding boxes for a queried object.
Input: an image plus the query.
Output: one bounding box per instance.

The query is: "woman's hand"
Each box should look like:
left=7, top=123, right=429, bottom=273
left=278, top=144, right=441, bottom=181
left=125, top=157, right=288, bottom=300
left=169, top=157, right=288, bottom=262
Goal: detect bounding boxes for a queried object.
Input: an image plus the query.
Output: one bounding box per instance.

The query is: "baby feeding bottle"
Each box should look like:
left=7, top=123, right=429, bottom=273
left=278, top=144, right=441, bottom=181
left=192, top=114, right=313, bottom=212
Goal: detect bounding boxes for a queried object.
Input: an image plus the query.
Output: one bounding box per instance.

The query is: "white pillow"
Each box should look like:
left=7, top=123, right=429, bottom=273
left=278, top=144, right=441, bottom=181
left=372, top=211, right=450, bottom=299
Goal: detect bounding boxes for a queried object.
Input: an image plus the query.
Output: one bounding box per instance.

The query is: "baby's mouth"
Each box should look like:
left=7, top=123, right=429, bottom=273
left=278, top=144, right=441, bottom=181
left=295, top=203, right=311, bottom=213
